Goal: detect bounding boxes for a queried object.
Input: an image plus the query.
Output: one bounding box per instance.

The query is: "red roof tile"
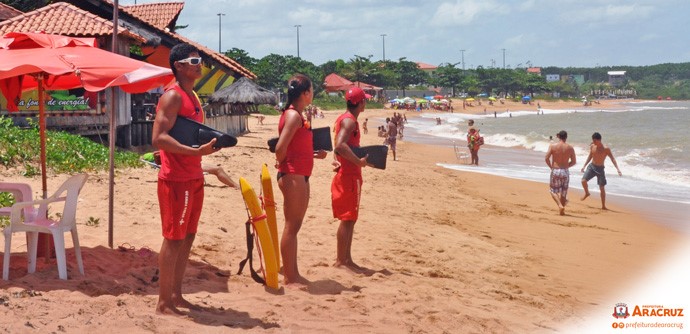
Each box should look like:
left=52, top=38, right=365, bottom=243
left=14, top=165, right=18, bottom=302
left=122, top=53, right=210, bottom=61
left=0, top=3, right=23, bottom=21
left=165, top=30, right=256, bottom=79
left=416, top=62, right=437, bottom=70
left=0, top=2, right=143, bottom=42
left=121, top=2, right=183, bottom=31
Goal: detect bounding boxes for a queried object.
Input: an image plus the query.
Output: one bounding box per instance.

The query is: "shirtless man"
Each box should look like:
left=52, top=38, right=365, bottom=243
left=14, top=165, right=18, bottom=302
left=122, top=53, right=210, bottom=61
left=545, top=130, right=577, bottom=215
left=580, top=132, right=622, bottom=210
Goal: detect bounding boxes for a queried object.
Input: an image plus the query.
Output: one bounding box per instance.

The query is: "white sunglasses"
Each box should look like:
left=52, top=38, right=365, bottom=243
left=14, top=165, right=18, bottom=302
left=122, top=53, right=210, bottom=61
left=178, top=57, right=202, bottom=65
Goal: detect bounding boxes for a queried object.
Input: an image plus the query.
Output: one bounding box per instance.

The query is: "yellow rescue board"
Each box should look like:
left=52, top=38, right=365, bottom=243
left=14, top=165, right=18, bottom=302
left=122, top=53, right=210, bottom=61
left=239, top=177, right=279, bottom=290
left=261, top=164, right=280, bottom=271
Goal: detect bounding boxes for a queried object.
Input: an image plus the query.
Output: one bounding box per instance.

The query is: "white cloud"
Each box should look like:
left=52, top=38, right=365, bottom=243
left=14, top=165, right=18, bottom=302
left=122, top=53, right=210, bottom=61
left=560, top=4, right=655, bottom=24
left=430, top=0, right=509, bottom=26
left=639, top=33, right=658, bottom=42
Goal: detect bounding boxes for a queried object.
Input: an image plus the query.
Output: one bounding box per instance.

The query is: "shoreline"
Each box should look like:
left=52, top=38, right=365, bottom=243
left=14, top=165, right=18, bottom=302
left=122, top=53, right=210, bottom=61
left=0, top=98, right=687, bottom=332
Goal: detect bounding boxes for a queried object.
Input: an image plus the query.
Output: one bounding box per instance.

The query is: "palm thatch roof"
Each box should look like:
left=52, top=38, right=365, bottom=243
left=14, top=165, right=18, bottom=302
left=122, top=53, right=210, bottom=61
left=207, top=77, right=278, bottom=105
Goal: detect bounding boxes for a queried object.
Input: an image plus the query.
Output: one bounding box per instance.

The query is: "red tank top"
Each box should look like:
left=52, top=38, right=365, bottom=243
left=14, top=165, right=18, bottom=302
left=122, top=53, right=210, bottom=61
left=278, top=109, right=314, bottom=176
left=158, top=84, right=204, bottom=182
left=334, top=112, right=361, bottom=175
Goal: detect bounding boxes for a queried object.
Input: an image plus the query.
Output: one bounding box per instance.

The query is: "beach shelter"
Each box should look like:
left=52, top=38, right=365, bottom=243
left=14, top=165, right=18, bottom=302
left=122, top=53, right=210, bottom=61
left=207, top=77, right=278, bottom=105
left=323, top=73, right=353, bottom=92
left=0, top=31, right=174, bottom=200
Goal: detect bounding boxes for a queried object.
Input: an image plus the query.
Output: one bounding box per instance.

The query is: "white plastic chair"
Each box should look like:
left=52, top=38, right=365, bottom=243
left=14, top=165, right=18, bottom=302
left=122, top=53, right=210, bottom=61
left=0, top=182, right=34, bottom=218
left=3, top=174, right=88, bottom=280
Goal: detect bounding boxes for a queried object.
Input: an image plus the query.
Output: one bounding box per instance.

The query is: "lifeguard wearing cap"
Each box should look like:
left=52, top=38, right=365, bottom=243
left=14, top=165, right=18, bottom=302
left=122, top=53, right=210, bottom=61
left=345, top=87, right=372, bottom=105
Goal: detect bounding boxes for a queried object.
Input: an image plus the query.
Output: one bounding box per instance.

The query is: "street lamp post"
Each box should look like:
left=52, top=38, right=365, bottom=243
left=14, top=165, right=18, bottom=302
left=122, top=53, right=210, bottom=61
left=294, top=25, right=302, bottom=58
left=381, top=34, right=387, bottom=62
left=217, top=13, right=225, bottom=53
left=459, top=49, right=465, bottom=72
left=501, top=48, right=506, bottom=69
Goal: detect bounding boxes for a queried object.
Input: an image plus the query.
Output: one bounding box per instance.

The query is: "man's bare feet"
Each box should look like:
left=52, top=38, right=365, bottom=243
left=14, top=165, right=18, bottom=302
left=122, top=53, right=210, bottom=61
left=334, top=259, right=364, bottom=273
left=580, top=192, right=590, bottom=201
left=559, top=207, right=565, bottom=216
left=601, top=206, right=608, bottom=210
left=156, top=303, right=187, bottom=317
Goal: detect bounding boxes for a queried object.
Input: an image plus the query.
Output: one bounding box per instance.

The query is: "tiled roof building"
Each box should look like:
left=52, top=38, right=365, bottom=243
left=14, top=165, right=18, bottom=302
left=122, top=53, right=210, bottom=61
left=120, top=1, right=183, bottom=31
left=0, top=2, right=142, bottom=42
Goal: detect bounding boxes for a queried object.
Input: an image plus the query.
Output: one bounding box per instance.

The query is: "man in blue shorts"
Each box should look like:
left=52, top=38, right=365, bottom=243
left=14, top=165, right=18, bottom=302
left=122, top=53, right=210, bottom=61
left=545, top=130, right=577, bottom=215
left=580, top=132, right=622, bottom=210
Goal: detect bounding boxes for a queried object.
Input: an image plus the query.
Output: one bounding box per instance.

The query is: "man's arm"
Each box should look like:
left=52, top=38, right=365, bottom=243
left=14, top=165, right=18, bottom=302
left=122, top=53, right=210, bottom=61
left=581, top=146, right=593, bottom=172
left=606, top=147, right=622, bottom=176
left=152, top=90, right=218, bottom=156
left=568, top=146, right=577, bottom=168
left=545, top=145, right=553, bottom=169
left=334, top=118, right=367, bottom=168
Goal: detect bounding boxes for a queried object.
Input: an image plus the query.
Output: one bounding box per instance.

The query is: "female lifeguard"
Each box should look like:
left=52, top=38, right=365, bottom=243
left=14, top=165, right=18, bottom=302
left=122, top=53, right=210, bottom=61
left=275, top=74, right=327, bottom=286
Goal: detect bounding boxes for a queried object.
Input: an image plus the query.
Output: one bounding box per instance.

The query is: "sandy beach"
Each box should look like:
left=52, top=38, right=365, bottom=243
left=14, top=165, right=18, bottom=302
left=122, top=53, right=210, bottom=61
left=0, top=98, right=686, bottom=333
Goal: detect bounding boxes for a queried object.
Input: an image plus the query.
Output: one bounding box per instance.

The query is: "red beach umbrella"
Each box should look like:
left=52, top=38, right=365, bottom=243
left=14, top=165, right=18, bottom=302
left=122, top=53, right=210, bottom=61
left=0, top=31, right=174, bottom=198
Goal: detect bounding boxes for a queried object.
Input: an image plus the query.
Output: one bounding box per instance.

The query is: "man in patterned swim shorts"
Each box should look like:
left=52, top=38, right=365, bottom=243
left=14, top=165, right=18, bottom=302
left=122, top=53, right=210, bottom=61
left=545, top=130, right=577, bottom=215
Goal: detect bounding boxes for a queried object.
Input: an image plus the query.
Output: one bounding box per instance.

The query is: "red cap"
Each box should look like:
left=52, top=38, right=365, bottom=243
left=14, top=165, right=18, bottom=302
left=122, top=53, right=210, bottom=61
left=345, top=87, right=372, bottom=105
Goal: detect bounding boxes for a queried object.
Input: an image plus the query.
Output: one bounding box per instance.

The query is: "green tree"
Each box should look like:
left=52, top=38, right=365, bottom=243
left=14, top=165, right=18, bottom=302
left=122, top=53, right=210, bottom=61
left=392, top=58, right=428, bottom=96
left=0, top=0, right=48, bottom=12
left=224, top=48, right=258, bottom=73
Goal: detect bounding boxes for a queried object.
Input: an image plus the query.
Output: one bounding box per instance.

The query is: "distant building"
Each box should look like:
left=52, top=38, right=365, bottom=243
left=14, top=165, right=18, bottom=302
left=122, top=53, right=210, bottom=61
left=545, top=74, right=560, bottom=82
left=563, top=74, right=585, bottom=86
left=416, top=62, right=437, bottom=75
left=608, top=71, right=627, bottom=87
left=526, top=67, right=541, bottom=75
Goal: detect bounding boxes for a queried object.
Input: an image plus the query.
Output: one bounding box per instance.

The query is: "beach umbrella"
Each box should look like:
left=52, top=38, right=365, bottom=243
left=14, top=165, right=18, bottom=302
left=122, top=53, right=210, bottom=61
left=0, top=31, right=174, bottom=198
left=488, top=96, right=497, bottom=101
left=522, top=95, right=531, bottom=101
left=433, top=94, right=443, bottom=99
left=424, top=96, right=434, bottom=100
left=465, top=97, right=475, bottom=101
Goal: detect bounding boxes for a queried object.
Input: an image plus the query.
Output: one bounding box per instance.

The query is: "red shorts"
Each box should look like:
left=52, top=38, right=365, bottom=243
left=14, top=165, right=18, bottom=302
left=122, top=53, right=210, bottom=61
left=158, top=178, right=204, bottom=240
left=331, top=173, right=363, bottom=221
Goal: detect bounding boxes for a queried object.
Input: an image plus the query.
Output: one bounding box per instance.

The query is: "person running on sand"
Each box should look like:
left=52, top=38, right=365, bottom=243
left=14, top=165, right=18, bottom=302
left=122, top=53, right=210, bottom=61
left=152, top=43, right=223, bottom=316
left=331, top=86, right=369, bottom=272
left=580, top=132, right=622, bottom=210
left=545, top=130, right=577, bottom=215
left=275, top=74, right=328, bottom=287
left=362, top=118, right=368, bottom=134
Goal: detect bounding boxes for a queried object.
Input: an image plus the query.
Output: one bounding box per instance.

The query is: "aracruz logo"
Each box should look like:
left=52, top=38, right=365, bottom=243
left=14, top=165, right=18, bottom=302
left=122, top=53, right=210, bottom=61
left=613, top=303, right=630, bottom=319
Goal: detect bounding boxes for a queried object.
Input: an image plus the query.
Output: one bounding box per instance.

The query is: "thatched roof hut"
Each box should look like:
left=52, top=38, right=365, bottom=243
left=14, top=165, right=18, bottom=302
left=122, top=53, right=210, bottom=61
left=208, top=77, right=278, bottom=106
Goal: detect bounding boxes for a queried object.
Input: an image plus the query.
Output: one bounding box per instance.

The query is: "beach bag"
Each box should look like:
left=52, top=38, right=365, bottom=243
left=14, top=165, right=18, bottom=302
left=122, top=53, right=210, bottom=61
left=477, top=135, right=484, bottom=146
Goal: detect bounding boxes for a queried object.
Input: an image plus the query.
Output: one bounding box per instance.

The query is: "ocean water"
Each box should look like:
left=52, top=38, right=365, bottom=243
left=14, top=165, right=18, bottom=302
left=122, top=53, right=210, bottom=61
left=399, top=100, right=690, bottom=233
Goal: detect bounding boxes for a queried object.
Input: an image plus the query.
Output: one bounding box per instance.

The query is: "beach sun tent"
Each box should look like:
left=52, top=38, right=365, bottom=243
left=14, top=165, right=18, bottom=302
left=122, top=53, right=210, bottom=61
left=522, top=96, right=531, bottom=101
left=323, top=73, right=353, bottom=92
left=0, top=31, right=174, bottom=198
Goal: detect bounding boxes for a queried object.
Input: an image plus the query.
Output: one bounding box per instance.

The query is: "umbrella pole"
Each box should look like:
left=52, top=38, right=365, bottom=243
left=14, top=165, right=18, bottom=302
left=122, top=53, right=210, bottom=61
left=108, top=87, right=116, bottom=249
left=109, top=0, right=120, bottom=249
left=38, top=75, right=47, bottom=200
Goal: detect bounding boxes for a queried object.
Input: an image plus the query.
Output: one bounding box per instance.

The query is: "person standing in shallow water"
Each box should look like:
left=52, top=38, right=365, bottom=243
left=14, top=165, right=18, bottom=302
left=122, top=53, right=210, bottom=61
left=275, top=74, right=328, bottom=287
left=545, top=130, right=577, bottom=215
left=580, top=132, right=622, bottom=210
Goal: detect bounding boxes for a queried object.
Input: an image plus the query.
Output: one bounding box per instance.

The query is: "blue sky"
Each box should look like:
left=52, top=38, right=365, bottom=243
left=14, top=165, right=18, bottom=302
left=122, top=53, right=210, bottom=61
left=126, top=0, right=689, bottom=68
